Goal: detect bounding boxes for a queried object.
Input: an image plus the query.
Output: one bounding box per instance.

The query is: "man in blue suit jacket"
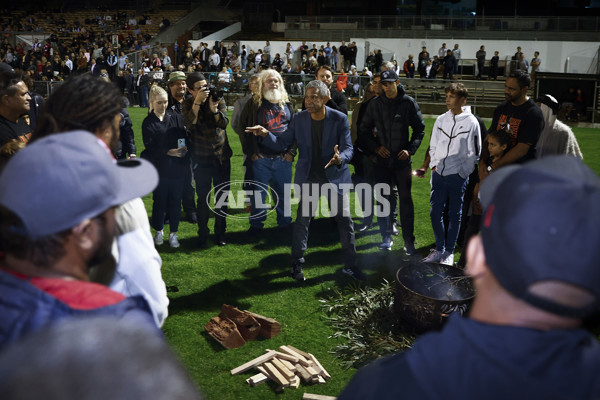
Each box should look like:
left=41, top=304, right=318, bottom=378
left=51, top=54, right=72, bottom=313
left=246, top=80, right=366, bottom=282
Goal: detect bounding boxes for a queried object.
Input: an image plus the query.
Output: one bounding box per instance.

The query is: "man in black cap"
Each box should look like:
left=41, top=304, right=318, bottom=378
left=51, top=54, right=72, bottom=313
left=358, top=69, right=425, bottom=254
left=339, top=155, right=600, bottom=400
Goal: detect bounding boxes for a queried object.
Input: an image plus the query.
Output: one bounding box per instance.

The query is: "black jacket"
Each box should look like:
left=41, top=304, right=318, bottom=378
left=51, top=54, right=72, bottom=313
left=116, top=107, right=136, bottom=159
left=358, top=84, right=425, bottom=168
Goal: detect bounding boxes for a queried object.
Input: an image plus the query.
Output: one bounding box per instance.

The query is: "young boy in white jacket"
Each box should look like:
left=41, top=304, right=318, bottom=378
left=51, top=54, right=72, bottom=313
left=424, top=83, right=481, bottom=265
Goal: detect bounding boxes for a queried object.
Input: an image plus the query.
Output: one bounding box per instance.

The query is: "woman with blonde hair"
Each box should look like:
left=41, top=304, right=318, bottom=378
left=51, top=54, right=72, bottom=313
left=142, top=85, right=188, bottom=248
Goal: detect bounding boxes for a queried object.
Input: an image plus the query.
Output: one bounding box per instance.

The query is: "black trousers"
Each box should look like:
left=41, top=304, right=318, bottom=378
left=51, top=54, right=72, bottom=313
left=193, top=161, right=231, bottom=241
left=373, top=163, right=414, bottom=244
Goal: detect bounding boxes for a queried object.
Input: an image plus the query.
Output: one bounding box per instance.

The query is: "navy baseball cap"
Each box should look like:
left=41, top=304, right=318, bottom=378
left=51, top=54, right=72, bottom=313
left=380, top=70, right=398, bottom=82
left=479, top=155, right=600, bottom=317
left=0, top=131, right=158, bottom=238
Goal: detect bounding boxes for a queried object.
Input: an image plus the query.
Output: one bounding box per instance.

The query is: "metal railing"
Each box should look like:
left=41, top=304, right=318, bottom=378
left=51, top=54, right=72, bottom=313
left=285, top=15, right=600, bottom=33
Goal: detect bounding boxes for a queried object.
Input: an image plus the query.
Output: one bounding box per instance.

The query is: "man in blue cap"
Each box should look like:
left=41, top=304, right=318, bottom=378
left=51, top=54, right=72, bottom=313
left=339, top=155, right=600, bottom=399
left=0, top=132, right=160, bottom=347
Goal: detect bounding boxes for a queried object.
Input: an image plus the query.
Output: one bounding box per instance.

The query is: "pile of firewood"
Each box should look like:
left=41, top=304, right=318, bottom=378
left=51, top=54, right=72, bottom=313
left=204, top=304, right=281, bottom=349
left=231, top=345, right=333, bottom=395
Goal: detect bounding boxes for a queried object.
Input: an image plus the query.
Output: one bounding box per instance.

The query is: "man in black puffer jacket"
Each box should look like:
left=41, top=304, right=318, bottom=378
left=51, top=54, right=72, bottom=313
left=358, top=70, right=425, bottom=255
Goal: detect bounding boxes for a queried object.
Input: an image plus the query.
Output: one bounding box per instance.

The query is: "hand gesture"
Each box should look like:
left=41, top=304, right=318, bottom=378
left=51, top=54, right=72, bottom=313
left=397, top=150, right=410, bottom=160
left=413, top=167, right=426, bottom=178
left=324, top=145, right=342, bottom=169
left=245, top=125, right=269, bottom=137
left=167, top=146, right=187, bottom=157
left=375, top=146, right=390, bottom=158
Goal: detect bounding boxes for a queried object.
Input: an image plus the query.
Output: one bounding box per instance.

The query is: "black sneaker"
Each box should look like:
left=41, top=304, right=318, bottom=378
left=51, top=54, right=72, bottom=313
left=342, top=266, right=367, bottom=282
left=290, top=261, right=305, bottom=281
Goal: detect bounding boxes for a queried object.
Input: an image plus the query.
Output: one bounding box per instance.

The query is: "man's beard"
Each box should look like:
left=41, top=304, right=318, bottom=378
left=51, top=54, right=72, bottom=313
left=87, top=214, right=115, bottom=269
left=263, top=88, right=283, bottom=103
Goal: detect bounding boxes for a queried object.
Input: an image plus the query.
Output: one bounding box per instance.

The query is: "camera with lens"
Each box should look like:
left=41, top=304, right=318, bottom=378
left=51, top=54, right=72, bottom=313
left=208, top=85, right=224, bottom=102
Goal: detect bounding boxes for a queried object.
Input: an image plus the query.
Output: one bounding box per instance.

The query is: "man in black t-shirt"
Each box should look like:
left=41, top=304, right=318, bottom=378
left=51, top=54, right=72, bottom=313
left=0, top=71, right=32, bottom=146
left=480, top=70, right=544, bottom=180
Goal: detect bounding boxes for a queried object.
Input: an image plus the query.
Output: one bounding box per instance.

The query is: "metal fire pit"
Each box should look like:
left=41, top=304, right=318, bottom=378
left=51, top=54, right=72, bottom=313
left=395, top=262, right=475, bottom=333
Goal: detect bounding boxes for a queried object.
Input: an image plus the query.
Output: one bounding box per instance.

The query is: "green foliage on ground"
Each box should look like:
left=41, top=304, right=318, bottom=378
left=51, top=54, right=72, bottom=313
left=128, top=107, right=599, bottom=399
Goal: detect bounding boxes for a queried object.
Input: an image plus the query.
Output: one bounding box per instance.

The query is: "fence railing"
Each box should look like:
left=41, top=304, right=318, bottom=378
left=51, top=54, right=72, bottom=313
left=285, top=15, right=600, bottom=33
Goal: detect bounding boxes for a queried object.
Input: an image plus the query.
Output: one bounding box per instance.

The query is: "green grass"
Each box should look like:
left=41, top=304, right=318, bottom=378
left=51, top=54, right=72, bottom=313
left=128, top=107, right=599, bottom=399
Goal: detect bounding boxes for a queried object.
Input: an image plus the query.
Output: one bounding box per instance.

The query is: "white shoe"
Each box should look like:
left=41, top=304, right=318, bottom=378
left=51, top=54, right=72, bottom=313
left=169, top=232, right=180, bottom=248
left=154, top=230, right=164, bottom=246
left=422, top=249, right=443, bottom=263
left=440, top=251, right=454, bottom=266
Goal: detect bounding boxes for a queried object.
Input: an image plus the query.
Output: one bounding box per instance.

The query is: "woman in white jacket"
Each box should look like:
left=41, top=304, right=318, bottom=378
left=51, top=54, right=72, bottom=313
left=424, top=83, right=481, bottom=266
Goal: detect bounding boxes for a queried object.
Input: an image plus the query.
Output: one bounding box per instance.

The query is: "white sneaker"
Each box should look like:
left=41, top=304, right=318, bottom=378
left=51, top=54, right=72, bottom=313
left=169, top=232, right=180, bottom=248
left=154, top=230, right=164, bottom=246
left=440, top=251, right=454, bottom=266
left=422, top=249, right=443, bottom=263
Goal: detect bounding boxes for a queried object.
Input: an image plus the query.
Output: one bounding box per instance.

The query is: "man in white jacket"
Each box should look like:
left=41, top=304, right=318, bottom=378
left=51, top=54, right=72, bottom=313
left=424, top=83, right=481, bottom=266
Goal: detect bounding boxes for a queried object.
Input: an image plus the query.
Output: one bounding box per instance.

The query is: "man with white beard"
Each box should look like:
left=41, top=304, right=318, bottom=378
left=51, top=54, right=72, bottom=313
left=240, top=70, right=296, bottom=238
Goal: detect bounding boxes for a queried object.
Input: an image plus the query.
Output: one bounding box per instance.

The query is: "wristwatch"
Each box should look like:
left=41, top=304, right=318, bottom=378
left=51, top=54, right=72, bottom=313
left=487, top=165, right=493, bottom=172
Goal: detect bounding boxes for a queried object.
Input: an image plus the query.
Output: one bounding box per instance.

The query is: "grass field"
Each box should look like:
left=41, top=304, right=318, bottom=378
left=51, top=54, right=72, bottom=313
left=128, top=107, right=599, bottom=399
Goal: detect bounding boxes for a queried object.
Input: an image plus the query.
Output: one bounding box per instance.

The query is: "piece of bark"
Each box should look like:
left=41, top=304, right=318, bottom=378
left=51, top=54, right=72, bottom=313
left=220, top=305, right=261, bottom=341
left=244, top=310, right=282, bottom=338
left=230, top=350, right=276, bottom=375
left=263, top=361, right=290, bottom=387
left=308, top=353, right=331, bottom=380
left=205, top=316, right=246, bottom=349
left=302, top=394, right=337, bottom=400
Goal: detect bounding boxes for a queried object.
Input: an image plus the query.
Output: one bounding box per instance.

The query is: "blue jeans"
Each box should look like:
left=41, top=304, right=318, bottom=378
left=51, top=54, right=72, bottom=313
left=430, top=171, right=468, bottom=253
left=251, top=157, right=293, bottom=229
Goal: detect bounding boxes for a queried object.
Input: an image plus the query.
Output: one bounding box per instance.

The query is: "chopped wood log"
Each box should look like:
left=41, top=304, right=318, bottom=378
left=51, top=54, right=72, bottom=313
left=263, top=362, right=289, bottom=387
left=302, top=394, right=337, bottom=400
left=230, top=350, right=276, bottom=375
left=308, top=353, right=331, bottom=380
left=265, top=349, right=299, bottom=364
left=305, top=365, right=320, bottom=378
left=294, top=363, right=312, bottom=382
left=280, top=358, right=297, bottom=372
left=205, top=316, right=246, bottom=349
left=244, top=310, right=282, bottom=338
left=220, top=305, right=261, bottom=341
left=271, top=357, right=295, bottom=380
left=246, top=372, right=269, bottom=387
left=289, top=375, right=300, bottom=389
left=279, top=345, right=312, bottom=367
left=286, top=344, right=311, bottom=359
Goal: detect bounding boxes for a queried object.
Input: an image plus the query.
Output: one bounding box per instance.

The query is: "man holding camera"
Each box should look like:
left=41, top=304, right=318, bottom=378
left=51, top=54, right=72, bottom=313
left=182, top=72, right=232, bottom=247
left=240, top=69, right=296, bottom=237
